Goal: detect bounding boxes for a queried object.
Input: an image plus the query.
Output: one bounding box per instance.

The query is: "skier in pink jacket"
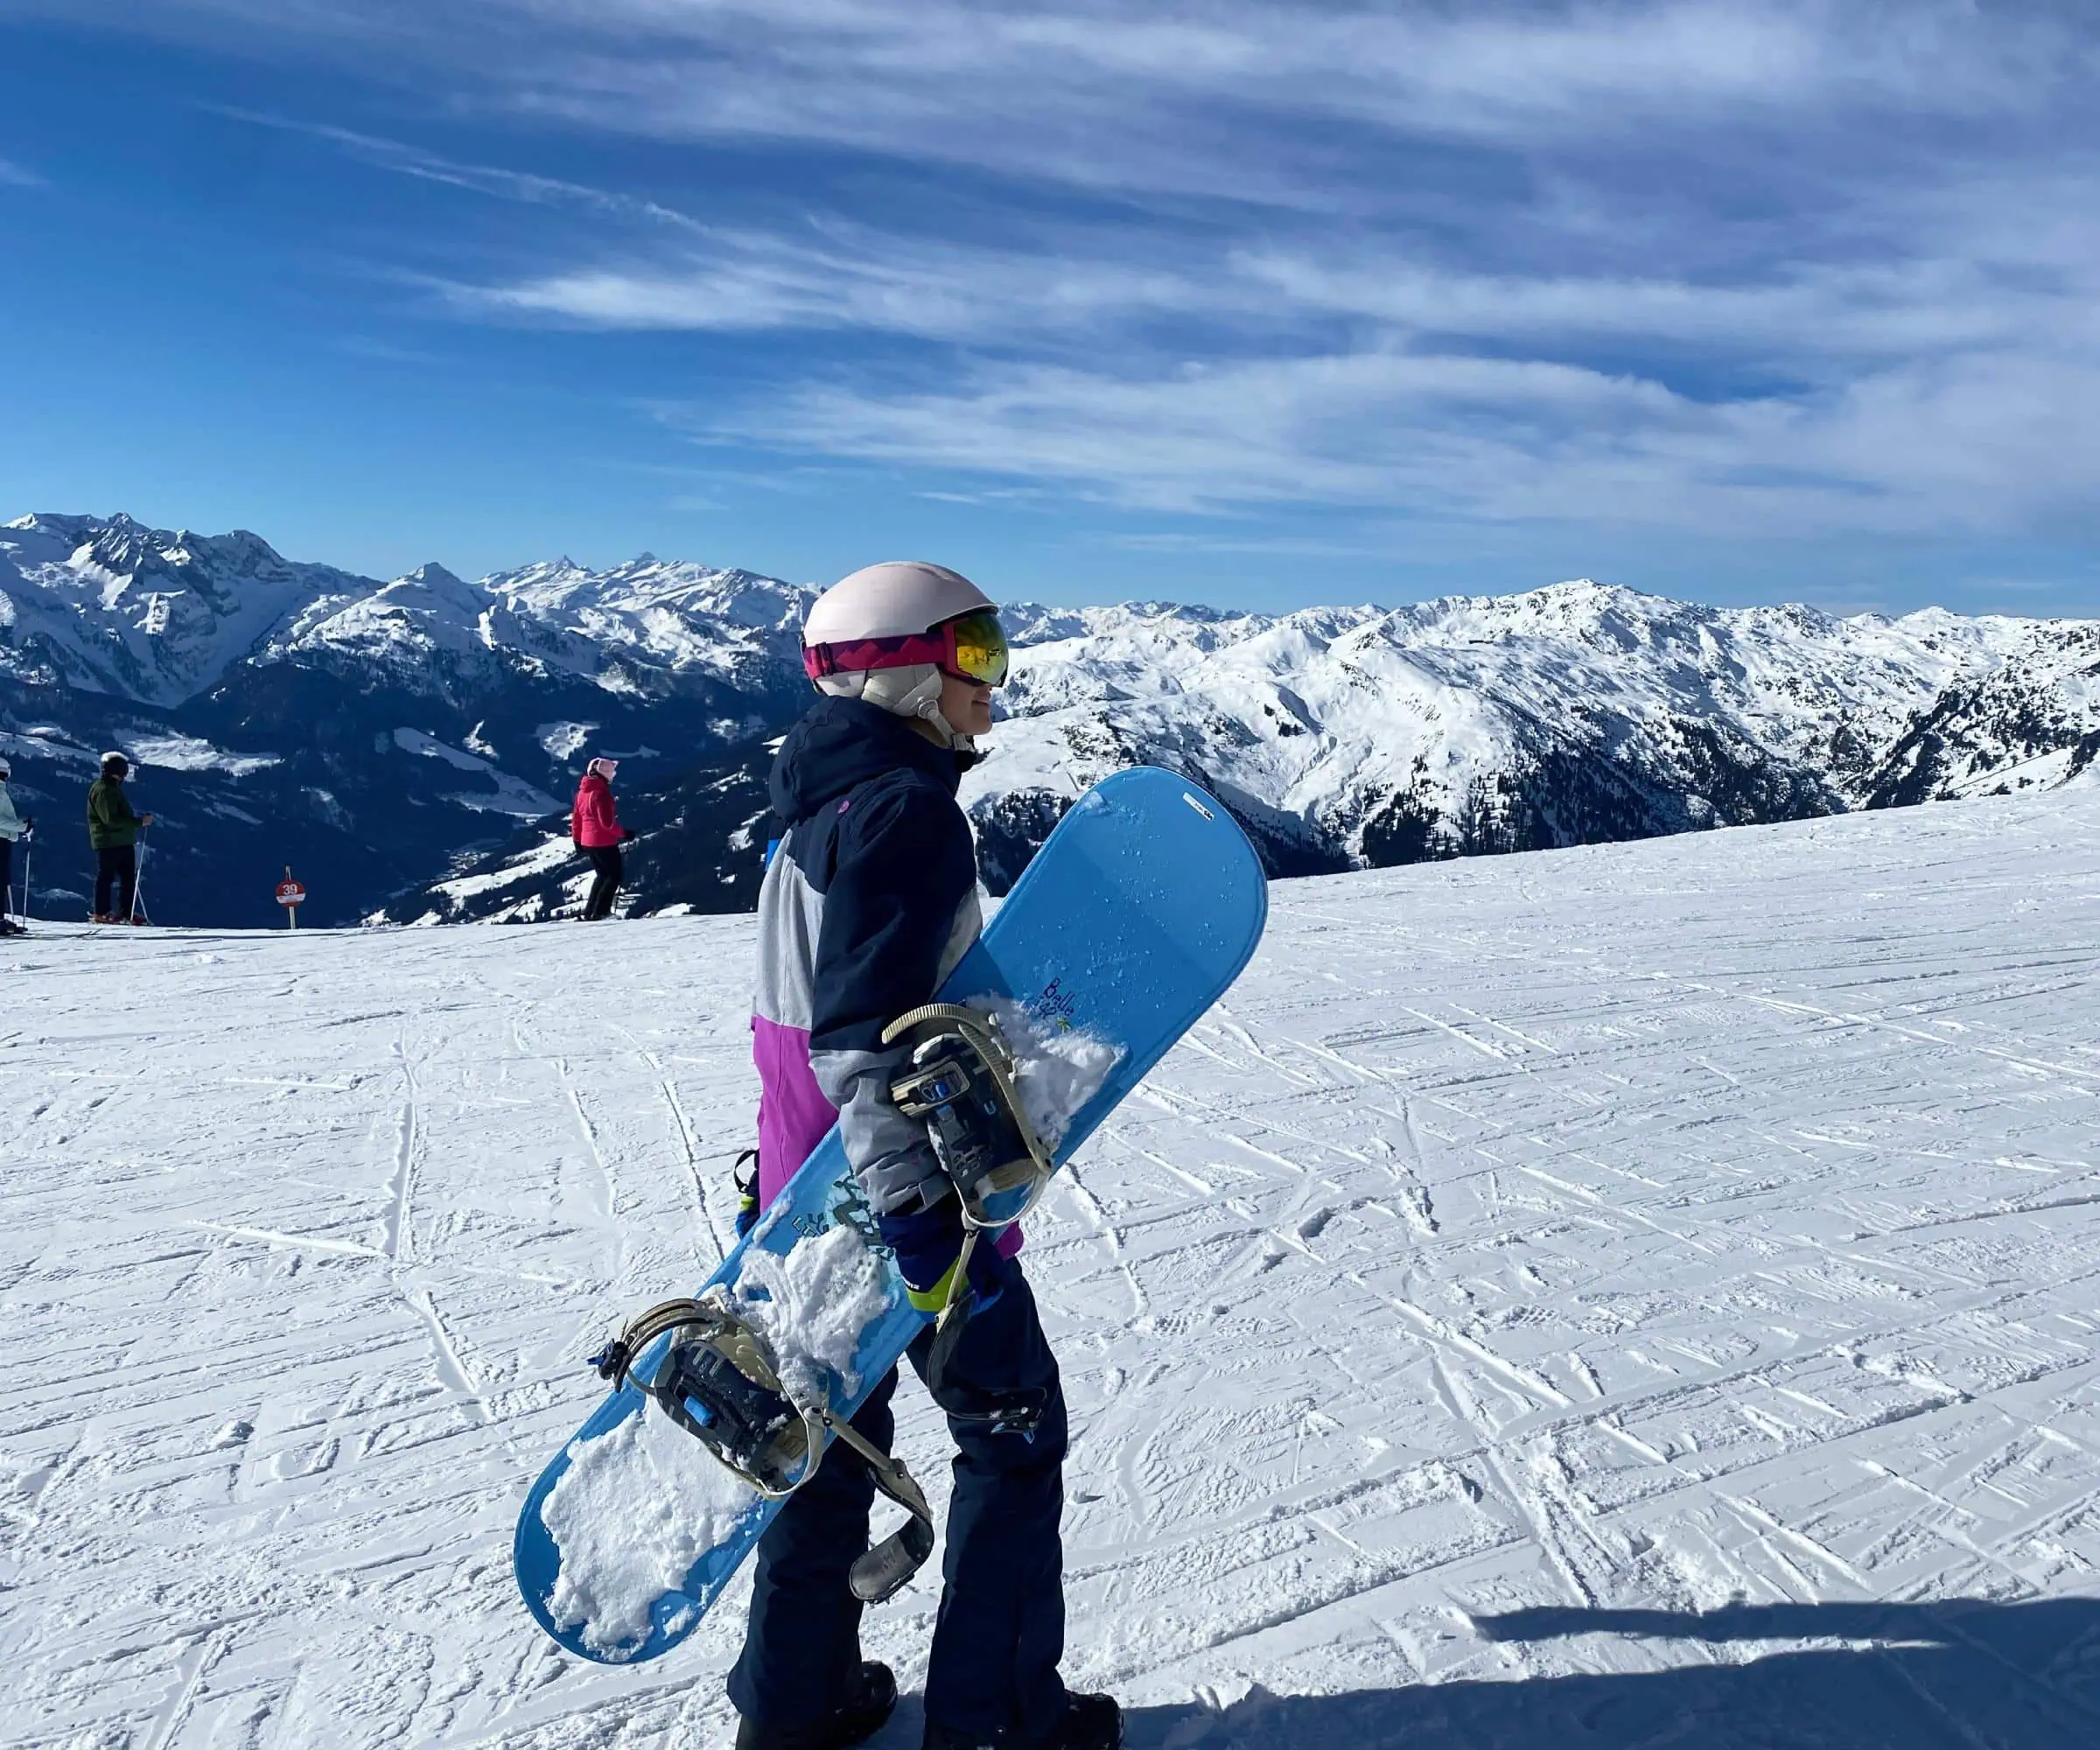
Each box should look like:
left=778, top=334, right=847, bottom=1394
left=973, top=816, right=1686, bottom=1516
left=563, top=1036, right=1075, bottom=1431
left=571, top=758, right=635, bottom=920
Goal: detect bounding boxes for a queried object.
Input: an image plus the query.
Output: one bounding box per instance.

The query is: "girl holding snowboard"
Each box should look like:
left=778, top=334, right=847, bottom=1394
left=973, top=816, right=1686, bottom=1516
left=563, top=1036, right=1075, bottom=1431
left=732, top=563, right=1118, bottom=1750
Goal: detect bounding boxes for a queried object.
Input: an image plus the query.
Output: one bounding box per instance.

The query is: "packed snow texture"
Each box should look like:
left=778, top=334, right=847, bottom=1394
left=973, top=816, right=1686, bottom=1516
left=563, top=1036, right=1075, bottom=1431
left=967, top=993, right=1124, bottom=1152
left=540, top=1400, right=758, bottom=1661
left=732, top=1219, right=892, bottom=1405
left=4, top=789, right=2100, bottom=1746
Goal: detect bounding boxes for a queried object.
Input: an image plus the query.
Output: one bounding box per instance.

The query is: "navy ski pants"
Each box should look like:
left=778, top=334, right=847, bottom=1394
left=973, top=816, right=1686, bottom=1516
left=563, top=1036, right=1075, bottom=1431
left=94, top=845, right=136, bottom=919
left=581, top=844, right=623, bottom=920
left=728, top=1251, right=1070, bottom=1743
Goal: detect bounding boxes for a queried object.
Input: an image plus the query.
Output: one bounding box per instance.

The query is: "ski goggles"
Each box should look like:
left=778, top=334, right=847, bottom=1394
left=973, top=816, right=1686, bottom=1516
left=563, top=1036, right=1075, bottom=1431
left=802, top=608, right=1010, bottom=689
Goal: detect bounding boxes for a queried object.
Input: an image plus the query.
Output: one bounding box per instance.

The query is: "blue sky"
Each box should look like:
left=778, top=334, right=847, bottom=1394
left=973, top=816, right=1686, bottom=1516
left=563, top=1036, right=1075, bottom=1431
left=1, top=2, right=2096, bottom=617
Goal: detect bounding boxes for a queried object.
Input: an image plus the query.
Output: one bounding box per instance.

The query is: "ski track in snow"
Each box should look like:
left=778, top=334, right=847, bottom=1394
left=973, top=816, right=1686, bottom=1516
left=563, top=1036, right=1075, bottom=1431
left=4, top=794, right=2100, bottom=1746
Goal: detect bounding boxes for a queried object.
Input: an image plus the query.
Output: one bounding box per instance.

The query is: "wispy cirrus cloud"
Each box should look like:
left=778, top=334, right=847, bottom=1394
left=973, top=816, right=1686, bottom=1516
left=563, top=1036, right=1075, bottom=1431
left=54, top=3, right=2099, bottom=196
left=0, top=157, right=46, bottom=186
left=24, top=1, right=2100, bottom=550
left=668, top=339, right=2100, bottom=541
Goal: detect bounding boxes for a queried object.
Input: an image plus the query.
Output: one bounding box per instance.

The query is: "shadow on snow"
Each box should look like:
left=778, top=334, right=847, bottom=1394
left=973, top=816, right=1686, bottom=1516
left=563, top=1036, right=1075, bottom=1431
left=1099, top=1598, right=2100, bottom=1749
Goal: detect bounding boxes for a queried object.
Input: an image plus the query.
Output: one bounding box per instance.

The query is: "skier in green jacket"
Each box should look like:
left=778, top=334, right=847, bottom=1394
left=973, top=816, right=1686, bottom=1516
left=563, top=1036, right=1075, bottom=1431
left=87, top=752, right=152, bottom=923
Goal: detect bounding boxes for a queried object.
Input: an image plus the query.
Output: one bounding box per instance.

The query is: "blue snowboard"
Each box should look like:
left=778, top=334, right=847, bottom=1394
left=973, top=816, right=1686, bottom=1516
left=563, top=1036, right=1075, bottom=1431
left=514, top=766, right=1269, bottom=1662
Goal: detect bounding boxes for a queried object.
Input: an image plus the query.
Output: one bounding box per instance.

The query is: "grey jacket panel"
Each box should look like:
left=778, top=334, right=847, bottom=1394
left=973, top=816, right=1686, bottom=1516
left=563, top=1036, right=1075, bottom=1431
left=936, top=889, right=984, bottom=988
left=814, top=1046, right=953, bottom=1216
left=752, top=850, right=827, bottom=1032
left=816, top=886, right=986, bottom=1215
left=764, top=836, right=986, bottom=1217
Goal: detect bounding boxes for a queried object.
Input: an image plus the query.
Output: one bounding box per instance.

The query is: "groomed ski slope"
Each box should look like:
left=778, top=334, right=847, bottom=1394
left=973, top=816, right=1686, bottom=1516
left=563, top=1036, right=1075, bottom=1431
left=5, top=790, right=2099, bottom=1749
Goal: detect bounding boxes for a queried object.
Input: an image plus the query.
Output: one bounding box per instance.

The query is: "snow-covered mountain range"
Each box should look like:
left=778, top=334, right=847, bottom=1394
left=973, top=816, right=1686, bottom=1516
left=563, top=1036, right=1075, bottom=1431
left=0, top=513, right=813, bottom=925
left=4, top=510, right=2096, bottom=926
left=970, top=586, right=2100, bottom=885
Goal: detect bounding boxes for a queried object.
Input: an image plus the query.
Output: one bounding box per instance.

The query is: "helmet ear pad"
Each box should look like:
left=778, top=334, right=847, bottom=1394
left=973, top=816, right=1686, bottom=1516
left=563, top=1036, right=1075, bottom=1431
left=816, top=662, right=974, bottom=752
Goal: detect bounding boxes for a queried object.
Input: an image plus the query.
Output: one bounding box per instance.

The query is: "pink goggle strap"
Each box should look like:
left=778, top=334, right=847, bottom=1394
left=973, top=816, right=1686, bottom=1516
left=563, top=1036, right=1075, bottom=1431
left=802, top=629, right=951, bottom=682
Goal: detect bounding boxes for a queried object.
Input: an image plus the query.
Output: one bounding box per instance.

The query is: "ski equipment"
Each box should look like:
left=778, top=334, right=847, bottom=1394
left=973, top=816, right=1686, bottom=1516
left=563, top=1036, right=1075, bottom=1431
left=802, top=608, right=1009, bottom=689
left=514, top=766, right=1270, bottom=1664
left=587, top=1295, right=936, bottom=1604
left=130, top=820, right=151, bottom=925
left=886, top=1004, right=1053, bottom=1232
left=802, top=561, right=995, bottom=651
left=732, top=1146, right=762, bottom=1236
left=883, top=1003, right=1056, bottom=1385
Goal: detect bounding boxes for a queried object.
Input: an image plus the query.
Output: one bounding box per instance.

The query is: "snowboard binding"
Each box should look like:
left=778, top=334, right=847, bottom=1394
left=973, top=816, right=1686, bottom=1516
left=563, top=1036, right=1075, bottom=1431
left=884, top=1004, right=1060, bottom=1420
left=884, top=1003, right=1054, bottom=1234
left=590, top=1295, right=936, bottom=1604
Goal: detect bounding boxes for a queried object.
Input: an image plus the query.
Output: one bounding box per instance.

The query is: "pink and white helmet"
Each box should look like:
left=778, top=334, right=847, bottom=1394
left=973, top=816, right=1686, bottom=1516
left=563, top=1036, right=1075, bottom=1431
left=804, top=561, right=992, bottom=647
left=802, top=562, right=1007, bottom=749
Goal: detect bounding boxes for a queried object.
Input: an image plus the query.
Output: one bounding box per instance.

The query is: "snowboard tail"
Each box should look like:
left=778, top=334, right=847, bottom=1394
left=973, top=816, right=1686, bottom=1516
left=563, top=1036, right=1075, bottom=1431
left=514, top=766, right=1270, bottom=1662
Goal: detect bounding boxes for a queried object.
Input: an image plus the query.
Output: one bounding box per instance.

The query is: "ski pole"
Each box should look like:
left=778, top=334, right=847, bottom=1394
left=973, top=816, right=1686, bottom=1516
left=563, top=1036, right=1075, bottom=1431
left=12, top=826, right=25, bottom=925
left=130, top=822, right=150, bottom=925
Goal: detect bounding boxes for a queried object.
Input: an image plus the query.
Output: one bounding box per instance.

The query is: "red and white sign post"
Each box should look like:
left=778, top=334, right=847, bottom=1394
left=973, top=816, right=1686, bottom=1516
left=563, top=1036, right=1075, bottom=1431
left=276, top=866, right=307, bottom=929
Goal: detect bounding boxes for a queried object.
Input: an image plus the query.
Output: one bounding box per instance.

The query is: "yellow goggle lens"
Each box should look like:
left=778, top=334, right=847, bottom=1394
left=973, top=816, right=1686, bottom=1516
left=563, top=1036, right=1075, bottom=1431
left=947, top=612, right=1010, bottom=686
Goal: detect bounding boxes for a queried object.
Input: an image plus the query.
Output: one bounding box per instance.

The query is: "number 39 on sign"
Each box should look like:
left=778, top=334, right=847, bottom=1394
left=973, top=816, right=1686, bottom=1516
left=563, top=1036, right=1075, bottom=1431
left=276, top=866, right=307, bottom=928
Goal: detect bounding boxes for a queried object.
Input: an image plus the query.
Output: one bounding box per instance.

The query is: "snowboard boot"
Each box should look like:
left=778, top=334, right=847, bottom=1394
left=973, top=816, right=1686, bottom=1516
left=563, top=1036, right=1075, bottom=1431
left=735, top=1661, right=897, bottom=1750
left=922, top=1692, right=1122, bottom=1750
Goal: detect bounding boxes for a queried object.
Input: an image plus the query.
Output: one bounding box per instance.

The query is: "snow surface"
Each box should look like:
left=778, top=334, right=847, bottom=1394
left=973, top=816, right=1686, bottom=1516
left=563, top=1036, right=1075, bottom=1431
left=5, top=794, right=2100, bottom=1746
left=126, top=732, right=284, bottom=778
left=732, top=1220, right=892, bottom=1408
left=389, top=728, right=561, bottom=819
left=967, top=993, right=1125, bottom=1152
left=542, top=1404, right=760, bottom=1663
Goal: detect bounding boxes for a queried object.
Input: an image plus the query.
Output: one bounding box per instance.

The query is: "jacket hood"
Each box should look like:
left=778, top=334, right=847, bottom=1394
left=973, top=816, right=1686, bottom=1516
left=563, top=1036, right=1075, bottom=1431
left=768, top=695, right=962, bottom=825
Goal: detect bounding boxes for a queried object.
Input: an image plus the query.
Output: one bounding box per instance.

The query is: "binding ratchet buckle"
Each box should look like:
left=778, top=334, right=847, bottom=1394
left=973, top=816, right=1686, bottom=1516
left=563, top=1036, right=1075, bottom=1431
left=589, top=1295, right=935, bottom=1603
left=884, top=1003, right=1054, bottom=1232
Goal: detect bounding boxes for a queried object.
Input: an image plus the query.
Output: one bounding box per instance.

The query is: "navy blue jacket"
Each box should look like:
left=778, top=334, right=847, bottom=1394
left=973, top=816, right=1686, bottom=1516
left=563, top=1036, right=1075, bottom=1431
left=753, top=697, right=982, bottom=1213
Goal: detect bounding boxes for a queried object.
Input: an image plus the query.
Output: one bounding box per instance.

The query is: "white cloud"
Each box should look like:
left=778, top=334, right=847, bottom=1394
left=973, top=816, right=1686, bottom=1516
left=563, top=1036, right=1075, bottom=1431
left=443, top=234, right=1206, bottom=338
left=0, top=158, right=46, bottom=187
left=66, top=2, right=2100, bottom=542
left=68, top=4, right=2099, bottom=198
left=680, top=340, right=2100, bottom=540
